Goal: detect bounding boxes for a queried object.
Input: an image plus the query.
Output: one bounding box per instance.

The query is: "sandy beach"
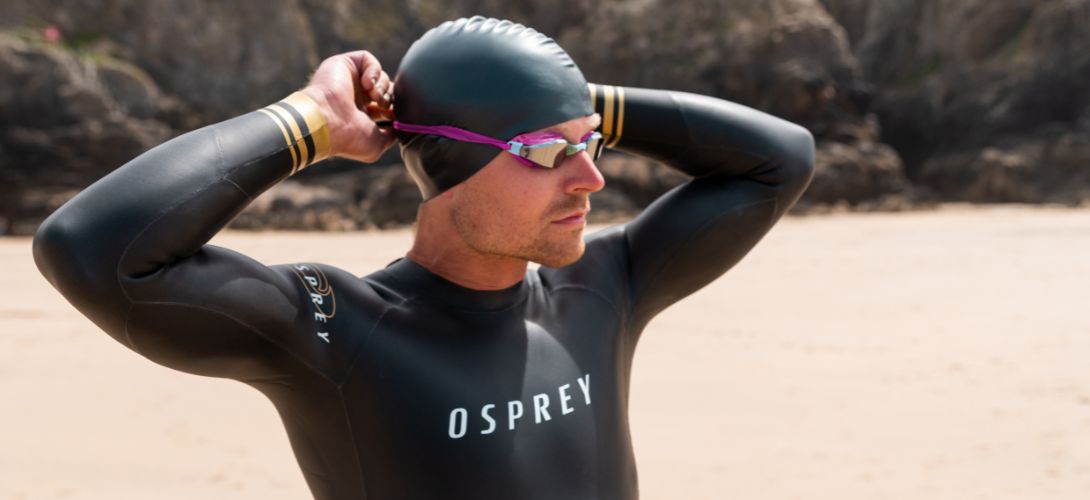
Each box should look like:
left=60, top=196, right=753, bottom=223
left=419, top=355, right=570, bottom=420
left=3, top=205, right=1089, bottom=500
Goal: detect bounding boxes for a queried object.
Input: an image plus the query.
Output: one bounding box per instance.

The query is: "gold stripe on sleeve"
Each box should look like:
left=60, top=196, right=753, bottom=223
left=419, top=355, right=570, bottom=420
left=267, top=105, right=310, bottom=168
left=258, top=108, right=299, bottom=171
left=588, top=83, right=597, bottom=115
left=608, top=86, right=625, bottom=148
left=602, top=85, right=616, bottom=145
left=259, top=92, right=331, bottom=175
left=281, top=91, right=332, bottom=167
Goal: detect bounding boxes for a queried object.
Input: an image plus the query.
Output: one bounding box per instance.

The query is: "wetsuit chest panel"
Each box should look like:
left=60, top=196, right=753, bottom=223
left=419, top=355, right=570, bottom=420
left=341, top=288, right=634, bottom=499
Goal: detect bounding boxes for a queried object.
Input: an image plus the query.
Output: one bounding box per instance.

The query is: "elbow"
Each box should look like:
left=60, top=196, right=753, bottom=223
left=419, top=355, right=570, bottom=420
left=33, top=208, right=131, bottom=337
left=32, top=204, right=109, bottom=296
left=33, top=211, right=80, bottom=289
left=777, top=123, right=816, bottom=196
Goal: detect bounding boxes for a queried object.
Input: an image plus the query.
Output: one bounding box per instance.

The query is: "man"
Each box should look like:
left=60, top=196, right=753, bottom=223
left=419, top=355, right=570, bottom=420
left=34, top=16, right=814, bottom=500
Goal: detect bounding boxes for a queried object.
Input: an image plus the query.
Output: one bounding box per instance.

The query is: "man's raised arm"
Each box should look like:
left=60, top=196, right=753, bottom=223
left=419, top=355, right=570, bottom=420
left=33, top=51, right=395, bottom=379
left=589, top=84, right=815, bottom=329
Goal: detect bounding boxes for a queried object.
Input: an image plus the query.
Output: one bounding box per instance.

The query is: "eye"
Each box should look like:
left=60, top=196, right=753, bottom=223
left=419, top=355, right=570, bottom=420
left=524, top=142, right=565, bottom=168
left=553, top=147, right=569, bottom=167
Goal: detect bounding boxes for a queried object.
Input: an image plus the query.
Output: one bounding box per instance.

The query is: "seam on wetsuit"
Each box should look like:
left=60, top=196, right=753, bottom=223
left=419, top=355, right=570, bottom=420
left=218, top=122, right=261, bottom=202
left=114, top=124, right=292, bottom=351
left=657, top=91, right=698, bottom=166
left=626, top=92, right=783, bottom=322
left=417, top=293, right=532, bottom=314
left=121, top=302, right=137, bottom=350
left=337, top=298, right=400, bottom=496
left=549, top=284, right=624, bottom=323
left=115, top=128, right=224, bottom=290
left=629, top=194, right=779, bottom=324
left=373, top=260, right=533, bottom=314
left=339, top=301, right=397, bottom=388
left=337, top=385, right=372, bottom=499
left=113, top=126, right=228, bottom=346
left=116, top=123, right=290, bottom=284
left=275, top=398, right=341, bottom=491
left=334, top=301, right=399, bottom=500
left=111, top=174, right=213, bottom=300
left=223, top=177, right=254, bottom=202
left=404, top=278, right=533, bottom=314
left=126, top=300, right=337, bottom=384
left=664, top=91, right=771, bottom=178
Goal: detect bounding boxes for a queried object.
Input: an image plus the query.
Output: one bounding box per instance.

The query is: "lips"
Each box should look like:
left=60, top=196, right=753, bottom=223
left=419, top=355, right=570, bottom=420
left=552, top=209, right=589, bottom=225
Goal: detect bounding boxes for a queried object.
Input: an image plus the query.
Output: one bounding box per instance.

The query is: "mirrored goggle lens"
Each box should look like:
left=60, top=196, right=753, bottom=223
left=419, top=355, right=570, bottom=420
left=586, top=135, right=604, bottom=161
left=521, top=133, right=603, bottom=168
left=523, top=142, right=568, bottom=168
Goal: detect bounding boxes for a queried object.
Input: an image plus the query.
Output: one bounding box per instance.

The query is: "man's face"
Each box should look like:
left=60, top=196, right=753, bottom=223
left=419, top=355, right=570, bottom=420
left=448, top=114, right=605, bottom=268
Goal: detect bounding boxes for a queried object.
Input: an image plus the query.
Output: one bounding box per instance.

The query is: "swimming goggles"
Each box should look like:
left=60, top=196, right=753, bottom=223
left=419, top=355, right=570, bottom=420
left=393, top=121, right=603, bottom=169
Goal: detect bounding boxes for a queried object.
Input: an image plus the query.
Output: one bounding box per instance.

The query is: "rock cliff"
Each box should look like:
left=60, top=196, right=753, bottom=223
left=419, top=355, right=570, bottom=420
left=820, top=0, right=1090, bottom=202
left=2, top=0, right=1085, bottom=234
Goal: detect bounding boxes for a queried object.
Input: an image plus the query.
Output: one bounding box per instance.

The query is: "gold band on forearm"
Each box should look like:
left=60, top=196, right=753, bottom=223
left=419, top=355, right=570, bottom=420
left=588, top=83, right=625, bottom=148
left=258, top=91, right=332, bottom=175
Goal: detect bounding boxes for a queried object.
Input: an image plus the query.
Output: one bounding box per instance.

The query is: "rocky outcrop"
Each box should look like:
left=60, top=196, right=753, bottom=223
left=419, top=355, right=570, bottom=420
left=0, top=34, right=175, bottom=234
left=7, top=0, right=1088, bottom=233
left=2, top=0, right=913, bottom=234
left=0, top=1, right=321, bottom=123
left=919, top=125, right=1090, bottom=203
left=819, top=0, right=1090, bottom=203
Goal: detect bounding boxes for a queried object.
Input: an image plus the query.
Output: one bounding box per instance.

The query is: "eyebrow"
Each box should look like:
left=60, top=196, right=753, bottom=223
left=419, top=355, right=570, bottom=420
left=542, top=114, right=602, bottom=139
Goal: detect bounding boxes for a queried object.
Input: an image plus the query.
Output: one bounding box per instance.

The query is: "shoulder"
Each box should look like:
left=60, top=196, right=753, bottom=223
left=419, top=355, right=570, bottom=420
left=272, top=261, right=400, bottom=314
left=260, top=262, right=399, bottom=380
left=271, top=262, right=396, bottom=341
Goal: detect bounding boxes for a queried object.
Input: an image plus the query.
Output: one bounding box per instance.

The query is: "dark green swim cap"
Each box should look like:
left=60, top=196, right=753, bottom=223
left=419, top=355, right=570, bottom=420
left=393, top=16, right=593, bottom=199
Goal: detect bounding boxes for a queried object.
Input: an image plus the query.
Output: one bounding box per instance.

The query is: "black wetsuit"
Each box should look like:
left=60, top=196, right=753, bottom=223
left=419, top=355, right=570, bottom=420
left=34, top=84, right=814, bottom=500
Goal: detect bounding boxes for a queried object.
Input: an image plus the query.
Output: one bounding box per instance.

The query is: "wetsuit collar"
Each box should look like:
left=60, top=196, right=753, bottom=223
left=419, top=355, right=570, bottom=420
left=383, top=258, right=529, bottom=312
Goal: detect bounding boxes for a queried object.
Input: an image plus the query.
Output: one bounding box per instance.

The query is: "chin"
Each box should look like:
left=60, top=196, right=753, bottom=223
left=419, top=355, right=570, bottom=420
left=533, top=240, right=586, bottom=268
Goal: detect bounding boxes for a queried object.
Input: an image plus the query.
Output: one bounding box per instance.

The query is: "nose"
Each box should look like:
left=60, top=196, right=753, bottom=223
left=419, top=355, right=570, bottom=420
left=563, top=152, right=605, bottom=194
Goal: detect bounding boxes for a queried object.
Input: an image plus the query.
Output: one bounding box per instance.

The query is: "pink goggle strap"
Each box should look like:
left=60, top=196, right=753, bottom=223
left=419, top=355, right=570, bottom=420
left=393, top=121, right=597, bottom=169
left=392, top=121, right=510, bottom=150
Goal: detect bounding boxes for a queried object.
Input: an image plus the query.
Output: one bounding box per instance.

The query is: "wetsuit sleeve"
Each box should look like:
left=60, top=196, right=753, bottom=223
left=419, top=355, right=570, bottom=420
left=588, top=84, right=815, bottom=330
left=32, top=92, right=332, bottom=380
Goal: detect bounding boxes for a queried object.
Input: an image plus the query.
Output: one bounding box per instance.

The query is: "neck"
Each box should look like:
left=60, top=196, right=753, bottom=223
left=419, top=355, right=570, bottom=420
left=408, top=212, right=528, bottom=291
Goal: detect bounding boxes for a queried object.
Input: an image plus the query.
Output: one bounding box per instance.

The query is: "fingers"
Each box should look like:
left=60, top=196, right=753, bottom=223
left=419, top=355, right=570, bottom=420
left=365, top=101, right=394, bottom=121
left=373, top=70, right=392, bottom=106
left=360, top=70, right=391, bottom=109
left=309, top=50, right=399, bottom=162
left=342, top=50, right=382, bottom=87
left=342, top=50, right=391, bottom=107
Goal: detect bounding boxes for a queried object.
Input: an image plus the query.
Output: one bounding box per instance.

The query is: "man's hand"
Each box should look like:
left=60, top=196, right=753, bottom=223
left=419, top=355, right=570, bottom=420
left=302, top=50, right=396, bottom=163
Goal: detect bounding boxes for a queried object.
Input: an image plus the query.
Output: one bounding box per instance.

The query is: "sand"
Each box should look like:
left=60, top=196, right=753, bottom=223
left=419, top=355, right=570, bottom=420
left=2, top=205, right=1089, bottom=499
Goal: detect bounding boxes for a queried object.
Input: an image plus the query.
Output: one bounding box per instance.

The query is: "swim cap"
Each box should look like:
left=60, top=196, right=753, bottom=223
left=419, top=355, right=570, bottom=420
left=393, top=16, right=593, bottom=199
